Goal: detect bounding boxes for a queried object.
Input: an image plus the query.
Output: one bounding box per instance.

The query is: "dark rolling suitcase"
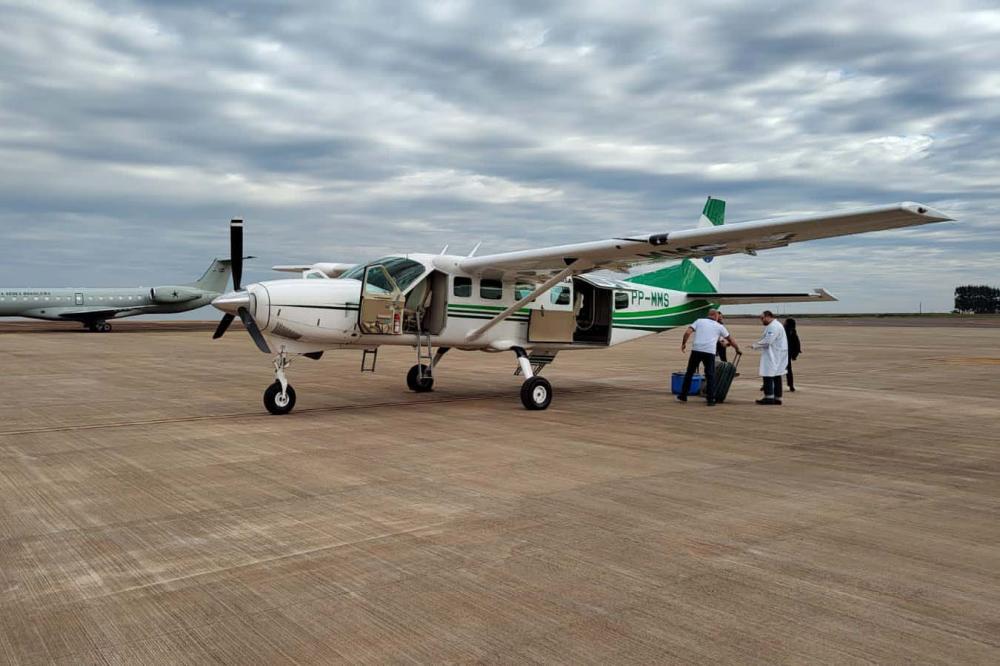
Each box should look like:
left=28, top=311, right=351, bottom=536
left=713, top=352, right=741, bottom=403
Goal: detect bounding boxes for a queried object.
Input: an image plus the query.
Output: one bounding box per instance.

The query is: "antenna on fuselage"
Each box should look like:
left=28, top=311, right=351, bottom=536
left=439, top=244, right=449, bottom=255
left=468, top=242, right=482, bottom=257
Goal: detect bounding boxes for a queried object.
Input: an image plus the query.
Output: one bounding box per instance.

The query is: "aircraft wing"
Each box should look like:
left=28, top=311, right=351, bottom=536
left=686, top=289, right=837, bottom=305
left=457, top=202, right=951, bottom=280
left=53, top=305, right=159, bottom=321
left=272, top=262, right=356, bottom=278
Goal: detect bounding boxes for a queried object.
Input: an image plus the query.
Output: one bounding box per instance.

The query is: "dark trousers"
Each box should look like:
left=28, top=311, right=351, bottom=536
left=681, top=351, right=716, bottom=401
left=716, top=341, right=728, bottom=363
left=786, top=359, right=794, bottom=389
left=763, top=375, right=783, bottom=399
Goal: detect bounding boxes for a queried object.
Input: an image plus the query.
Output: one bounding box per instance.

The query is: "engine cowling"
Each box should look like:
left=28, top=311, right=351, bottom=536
left=149, top=286, right=202, bottom=303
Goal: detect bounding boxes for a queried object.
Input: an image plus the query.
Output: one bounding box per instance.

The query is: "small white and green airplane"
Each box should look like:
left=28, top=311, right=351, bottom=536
left=0, top=259, right=234, bottom=331
left=211, top=200, right=951, bottom=414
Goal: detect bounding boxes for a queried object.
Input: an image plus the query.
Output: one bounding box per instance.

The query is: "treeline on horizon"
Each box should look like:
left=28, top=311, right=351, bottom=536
left=954, top=285, right=1000, bottom=314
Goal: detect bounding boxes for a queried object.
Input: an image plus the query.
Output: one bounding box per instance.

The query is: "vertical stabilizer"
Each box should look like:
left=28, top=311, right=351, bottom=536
left=187, top=259, right=232, bottom=294
left=694, top=196, right=724, bottom=291
left=626, top=197, right=725, bottom=292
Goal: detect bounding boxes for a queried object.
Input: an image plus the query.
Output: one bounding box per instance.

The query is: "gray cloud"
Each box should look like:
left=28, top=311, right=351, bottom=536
left=0, top=0, right=998, bottom=313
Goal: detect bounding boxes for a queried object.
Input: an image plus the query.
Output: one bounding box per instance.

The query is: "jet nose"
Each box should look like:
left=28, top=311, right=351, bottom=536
left=212, top=290, right=250, bottom=315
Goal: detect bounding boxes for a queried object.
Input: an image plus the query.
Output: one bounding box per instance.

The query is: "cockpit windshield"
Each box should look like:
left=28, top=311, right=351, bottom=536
left=342, top=256, right=427, bottom=291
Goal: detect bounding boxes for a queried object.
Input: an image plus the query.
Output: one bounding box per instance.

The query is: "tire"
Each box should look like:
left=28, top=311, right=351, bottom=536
left=263, top=381, right=296, bottom=415
left=520, top=376, right=553, bottom=410
left=101, top=323, right=112, bottom=332
left=406, top=364, right=434, bottom=392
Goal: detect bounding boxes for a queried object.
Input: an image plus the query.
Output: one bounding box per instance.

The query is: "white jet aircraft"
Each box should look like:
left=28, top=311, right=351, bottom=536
left=211, top=199, right=951, bottom=414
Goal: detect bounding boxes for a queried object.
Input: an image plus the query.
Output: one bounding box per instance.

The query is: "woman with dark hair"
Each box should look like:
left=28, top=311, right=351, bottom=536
left=784, top=318, right=802, bottom=391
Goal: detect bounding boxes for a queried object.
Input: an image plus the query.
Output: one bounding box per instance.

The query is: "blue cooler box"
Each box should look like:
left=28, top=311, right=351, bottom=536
left=671, top=372, right=704, bottom=395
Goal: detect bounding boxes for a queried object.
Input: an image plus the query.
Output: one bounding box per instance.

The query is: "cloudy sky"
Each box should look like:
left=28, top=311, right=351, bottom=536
left=1, top=0, right=998, bottom=313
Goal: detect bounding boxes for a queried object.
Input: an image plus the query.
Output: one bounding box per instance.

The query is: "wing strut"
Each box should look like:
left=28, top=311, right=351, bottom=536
left=465, top=260, right=588, bottom=342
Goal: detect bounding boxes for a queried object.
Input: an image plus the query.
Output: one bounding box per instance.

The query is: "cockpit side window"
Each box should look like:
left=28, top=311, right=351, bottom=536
left=342, top=257, right=426, bottom=291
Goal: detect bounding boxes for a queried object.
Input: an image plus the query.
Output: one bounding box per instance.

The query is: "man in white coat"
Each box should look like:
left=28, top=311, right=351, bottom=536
left=751, top=310, right=788, bottom=405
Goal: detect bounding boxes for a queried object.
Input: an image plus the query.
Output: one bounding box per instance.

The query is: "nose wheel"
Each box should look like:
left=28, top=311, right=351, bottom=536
left=87, top=321, right=112, bottom=332
left=264, top=381, right=296, bottom=415
left=263, top=351, right=296, bottom=415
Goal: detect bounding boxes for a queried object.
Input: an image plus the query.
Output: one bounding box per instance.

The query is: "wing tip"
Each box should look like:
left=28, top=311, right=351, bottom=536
left=899, top=202, right=954, bottom=222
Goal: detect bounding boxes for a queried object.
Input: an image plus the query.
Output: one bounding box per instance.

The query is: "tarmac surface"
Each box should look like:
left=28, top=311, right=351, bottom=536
left=1, top=319, right=998, bottom=664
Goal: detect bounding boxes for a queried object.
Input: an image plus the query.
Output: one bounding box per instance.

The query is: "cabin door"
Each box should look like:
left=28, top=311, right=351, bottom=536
left=527, top=281, right=578, bottom=343
left=358, top=265, right=405, bottom=335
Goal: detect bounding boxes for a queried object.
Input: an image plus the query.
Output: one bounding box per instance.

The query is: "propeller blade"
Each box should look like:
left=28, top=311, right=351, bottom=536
left=230, top=219, right=244, bottom=291
left=212, top=313, right=235, bottom=339
left=238, top=306, right=271, bottom=354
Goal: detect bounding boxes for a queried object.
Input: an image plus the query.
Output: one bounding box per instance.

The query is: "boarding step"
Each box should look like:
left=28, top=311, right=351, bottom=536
left=514, top=351, right=558, bottom=376
left=361, top=347, right=378, bottom=373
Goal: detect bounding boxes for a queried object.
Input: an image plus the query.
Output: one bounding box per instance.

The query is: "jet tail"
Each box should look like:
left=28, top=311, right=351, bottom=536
left=186, top=258, right=232, bottom=294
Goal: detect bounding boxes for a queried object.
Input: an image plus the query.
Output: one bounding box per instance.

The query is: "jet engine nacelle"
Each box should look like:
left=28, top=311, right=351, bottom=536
left=150, top=286, right=202, bottom=303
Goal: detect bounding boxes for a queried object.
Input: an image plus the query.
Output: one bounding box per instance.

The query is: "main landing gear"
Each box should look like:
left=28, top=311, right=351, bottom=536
left=514, top=347, right=552, bottom=410
left=263, top=352, right=296, bottom=415
left=406, top=347, right=448, bottom=393
left=86, top=320, right=112, bottom=332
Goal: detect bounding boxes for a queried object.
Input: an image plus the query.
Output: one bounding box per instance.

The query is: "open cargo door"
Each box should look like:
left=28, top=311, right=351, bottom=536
left=528, top=281, right=577, bottom=343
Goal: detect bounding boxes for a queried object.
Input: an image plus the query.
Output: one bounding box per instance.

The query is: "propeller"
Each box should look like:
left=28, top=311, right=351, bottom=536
left=238, top=306, right=270, bottom=354
left=211, top=219, right=243, bottom=340
left=211, top=219, right=270, bottom=353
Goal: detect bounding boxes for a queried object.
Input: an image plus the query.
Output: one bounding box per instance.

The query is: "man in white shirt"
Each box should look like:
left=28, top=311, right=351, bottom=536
left=751, top=310, right=788, bottom=405
left=677, top=309, right=742, bottom=406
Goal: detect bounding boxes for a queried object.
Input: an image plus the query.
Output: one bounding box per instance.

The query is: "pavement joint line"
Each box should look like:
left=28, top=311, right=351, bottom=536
left=0, top=385, right=626, bottom=437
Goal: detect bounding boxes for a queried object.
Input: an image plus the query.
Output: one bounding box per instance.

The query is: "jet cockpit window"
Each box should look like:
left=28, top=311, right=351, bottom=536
left=304, top=270, right=328, bottom=279
left=342, top=257, right=426, bottom=291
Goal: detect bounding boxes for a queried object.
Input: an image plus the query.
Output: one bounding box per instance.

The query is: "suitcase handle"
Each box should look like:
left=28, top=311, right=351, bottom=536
left=733, top=351, right=742, bottom=370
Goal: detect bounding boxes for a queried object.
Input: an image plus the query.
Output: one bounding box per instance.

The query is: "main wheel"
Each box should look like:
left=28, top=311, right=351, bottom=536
left=406, top=364, right=434, bottom=392
left=263, top=381, right=296, bottom=415
left=100, top=322, right=112, bottom=332
left=520, top=376, right=553, bottom=410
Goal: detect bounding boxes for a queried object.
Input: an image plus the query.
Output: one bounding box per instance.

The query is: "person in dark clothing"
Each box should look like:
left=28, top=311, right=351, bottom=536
left=715, top=312, right=729, bottom=362
left=784, top=317, right=802, bottom=391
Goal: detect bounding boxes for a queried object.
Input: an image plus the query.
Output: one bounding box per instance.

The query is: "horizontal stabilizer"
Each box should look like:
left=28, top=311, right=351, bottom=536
left=686, top=288, right=837, bottom=305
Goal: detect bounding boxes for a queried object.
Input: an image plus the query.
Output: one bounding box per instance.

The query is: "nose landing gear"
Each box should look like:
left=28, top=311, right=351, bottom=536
left=263, top=352, right=296, bottom=415
left=86, top=320, right=112, bottom=332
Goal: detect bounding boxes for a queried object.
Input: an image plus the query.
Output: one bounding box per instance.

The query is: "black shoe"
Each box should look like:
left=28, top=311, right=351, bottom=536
left=706, top=400, right=716, bottom=407
left=675, top=395, right=687, bottom=403
left=755, top=398, right=775, bottom=405
left=788, top=387, right=795, bottom=392
left=774, top=399, right=782, bottom=405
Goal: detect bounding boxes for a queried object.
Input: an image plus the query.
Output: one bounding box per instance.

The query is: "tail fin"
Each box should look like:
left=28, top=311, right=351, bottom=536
left=186, top=258, right=232, bottom=294
left=626, top=197, right=724, bottom=292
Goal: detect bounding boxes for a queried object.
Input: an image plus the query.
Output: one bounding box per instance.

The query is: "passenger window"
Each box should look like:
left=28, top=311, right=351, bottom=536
left=615, top=291, right=629, bottom=309
left=453, top=277, right=472, bottom=298
left=550, top=285, right=570, bottom=305
left=515, top=283, right=534, bottom=300
left=480, top=279, right=503, bottom=300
